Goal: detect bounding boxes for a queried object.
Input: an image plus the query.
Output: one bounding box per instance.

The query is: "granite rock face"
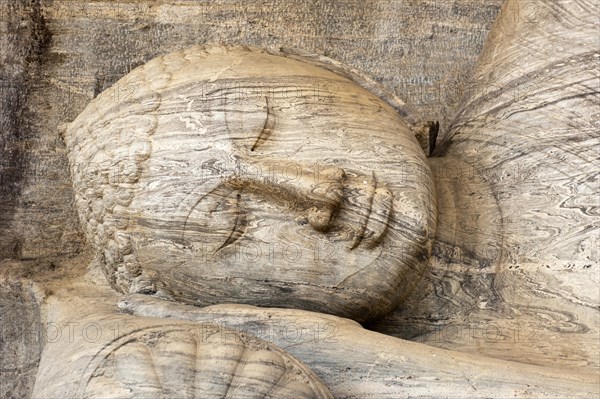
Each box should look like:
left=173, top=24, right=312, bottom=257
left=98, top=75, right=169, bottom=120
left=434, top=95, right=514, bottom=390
left=0, top=2, right=504, bottom=397
left=0, top=277, right=42, bottom=399
left=2, top=1, right=599, bottom=398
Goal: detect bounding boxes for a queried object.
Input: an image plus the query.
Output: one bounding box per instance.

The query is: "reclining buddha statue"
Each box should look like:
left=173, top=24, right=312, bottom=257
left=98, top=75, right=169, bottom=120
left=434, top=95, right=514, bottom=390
left=30, top=1, right=599, bottom=397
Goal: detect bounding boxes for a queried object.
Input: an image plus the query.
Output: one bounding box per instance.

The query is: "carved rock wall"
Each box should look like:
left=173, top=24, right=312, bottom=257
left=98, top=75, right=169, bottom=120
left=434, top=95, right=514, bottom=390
left=0, top=3, right=504, bottom=397
left=0, top=276, right=42, bottom=399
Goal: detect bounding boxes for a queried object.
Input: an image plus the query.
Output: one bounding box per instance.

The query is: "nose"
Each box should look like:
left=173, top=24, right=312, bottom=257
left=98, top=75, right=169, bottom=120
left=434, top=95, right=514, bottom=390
left=223, top=157, right=345, bottom=232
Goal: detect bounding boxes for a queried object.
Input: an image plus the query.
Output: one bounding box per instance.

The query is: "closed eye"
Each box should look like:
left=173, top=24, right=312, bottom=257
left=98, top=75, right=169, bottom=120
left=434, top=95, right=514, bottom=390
left=217, top=192, right=247, bottom=251
left=182, top=187, right=247, bottom=252
left=250, top=96, right=276, bottom=152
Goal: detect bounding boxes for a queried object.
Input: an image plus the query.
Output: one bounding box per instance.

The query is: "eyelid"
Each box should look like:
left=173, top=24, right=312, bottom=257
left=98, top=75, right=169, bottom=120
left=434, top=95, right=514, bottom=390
left=217, top=192, right=246, bottom=251
left=182, top=187, right=246, bottom=252
left=250, top=96, right=276, bottom=152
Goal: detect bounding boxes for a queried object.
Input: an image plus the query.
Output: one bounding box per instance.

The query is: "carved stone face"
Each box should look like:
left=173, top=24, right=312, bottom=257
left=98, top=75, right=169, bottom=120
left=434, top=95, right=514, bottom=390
left=66, top=46, right=436, bottom=322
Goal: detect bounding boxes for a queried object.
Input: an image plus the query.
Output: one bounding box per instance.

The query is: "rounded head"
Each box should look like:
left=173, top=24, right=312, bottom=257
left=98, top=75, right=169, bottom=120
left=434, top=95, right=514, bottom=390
left=66, top=46, right=436, bottom=322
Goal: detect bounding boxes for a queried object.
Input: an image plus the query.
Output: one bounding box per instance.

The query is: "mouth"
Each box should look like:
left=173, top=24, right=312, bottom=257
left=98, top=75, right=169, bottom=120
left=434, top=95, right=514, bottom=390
left=350, top=174, right=394, bottom=250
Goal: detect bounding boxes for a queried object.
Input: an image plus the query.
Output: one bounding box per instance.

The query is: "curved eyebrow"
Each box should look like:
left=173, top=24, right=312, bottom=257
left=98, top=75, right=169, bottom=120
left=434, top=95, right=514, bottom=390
left=250, top=96, right=276, bottom=151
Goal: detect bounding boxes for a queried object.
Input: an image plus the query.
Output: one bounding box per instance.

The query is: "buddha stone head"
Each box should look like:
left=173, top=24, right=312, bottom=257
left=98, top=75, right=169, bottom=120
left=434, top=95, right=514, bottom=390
left=66, top=45, right=436, bottom=322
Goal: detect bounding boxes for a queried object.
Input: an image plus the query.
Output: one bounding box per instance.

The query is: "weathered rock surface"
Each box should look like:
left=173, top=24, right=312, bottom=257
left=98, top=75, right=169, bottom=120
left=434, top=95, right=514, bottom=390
left=0, top=276, right=43, bottom=399
left=1, top=3, right=504, bottom=394
left=2, top=1, right=599, bottom=398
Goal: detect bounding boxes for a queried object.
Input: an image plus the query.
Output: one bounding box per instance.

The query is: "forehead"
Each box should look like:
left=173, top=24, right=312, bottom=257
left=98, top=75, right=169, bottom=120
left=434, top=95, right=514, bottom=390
left=154, top=81, right=417, bottom=163
left=151, top=85, right=420, bottom=181
left=69, top=46, right=421, bottom=161
left=138, top=47, right=412, bottom=137
left=67, top=46, right=427, bottom=190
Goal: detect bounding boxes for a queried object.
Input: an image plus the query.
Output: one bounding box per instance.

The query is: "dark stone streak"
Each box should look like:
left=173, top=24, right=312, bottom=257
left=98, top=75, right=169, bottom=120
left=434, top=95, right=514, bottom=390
left=0, top=0, right=51, bottom=260
left=0, top=5, right=51, bottom=398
